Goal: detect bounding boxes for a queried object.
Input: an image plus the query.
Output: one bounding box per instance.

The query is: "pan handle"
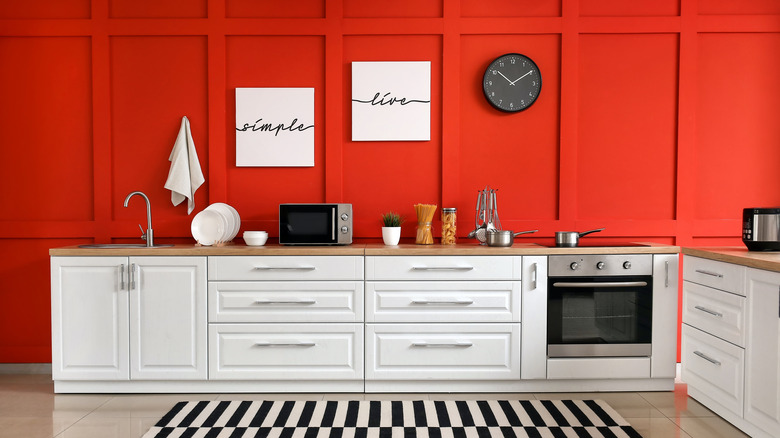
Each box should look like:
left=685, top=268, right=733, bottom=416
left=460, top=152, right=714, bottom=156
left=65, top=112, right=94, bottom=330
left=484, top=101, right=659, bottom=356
left=578, top=228, right=605, bottom=237
left=512, top=230, right=538, bottom=237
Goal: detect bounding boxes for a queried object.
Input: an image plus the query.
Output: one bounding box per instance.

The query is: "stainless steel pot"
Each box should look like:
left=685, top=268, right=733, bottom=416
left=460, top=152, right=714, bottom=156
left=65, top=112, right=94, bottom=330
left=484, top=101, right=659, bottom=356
left=486, top=229, right=538, bottom=247
left=554, top=228, right=604, bottom=247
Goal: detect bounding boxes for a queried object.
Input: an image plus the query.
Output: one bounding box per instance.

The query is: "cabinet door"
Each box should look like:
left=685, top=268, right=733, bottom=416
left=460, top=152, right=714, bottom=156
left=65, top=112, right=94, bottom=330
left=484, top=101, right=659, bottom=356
left=745, top=268, right=780, bottom=437
left=521, top=256, right=547, bottom=379
left=652, top=254, right=679, bottom=378
left=51, top=256, right=129, bottom=380
left=129, top=257, right=207, bottom=380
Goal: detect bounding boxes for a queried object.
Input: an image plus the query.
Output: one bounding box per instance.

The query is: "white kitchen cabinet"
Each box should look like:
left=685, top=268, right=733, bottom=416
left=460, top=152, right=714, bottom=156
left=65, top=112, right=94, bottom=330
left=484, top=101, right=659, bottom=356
left=520, top=256, right=547, bottom=380
left=365, top=323, right=520, bottom=380
left=210, top=323, right=363, bottom=380
left=365, top=255, right=521, bottom=388
left=647, top=254, right=679, bottom=379
left=745, top=267, right=780, bottom=437
left=129, top=257, right=207, bottom=380
left=207, top=255, right=365, bottom=383
left=51, top=257, right=129, bottom=380
left=51, top=256, right=207, bottom=381
left=682, top=255, right=780, bottom=438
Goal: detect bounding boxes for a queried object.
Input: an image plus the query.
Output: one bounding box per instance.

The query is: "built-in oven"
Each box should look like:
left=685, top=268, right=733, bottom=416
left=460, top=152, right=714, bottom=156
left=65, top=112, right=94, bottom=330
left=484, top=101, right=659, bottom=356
left=547, top=254, right=654, bottom=358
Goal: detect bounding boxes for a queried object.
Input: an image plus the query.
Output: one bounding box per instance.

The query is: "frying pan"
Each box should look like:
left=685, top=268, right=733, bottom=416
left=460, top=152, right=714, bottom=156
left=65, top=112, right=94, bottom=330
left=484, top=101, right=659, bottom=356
left=554, top=228, right=605, bottom=247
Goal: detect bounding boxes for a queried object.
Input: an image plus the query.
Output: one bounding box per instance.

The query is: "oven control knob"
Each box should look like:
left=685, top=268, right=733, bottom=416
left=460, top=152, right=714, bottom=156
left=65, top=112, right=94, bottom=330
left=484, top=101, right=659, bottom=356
left=569, top=262, right=579, bottom=271
left=623, top=261, right=632, bottom=270
left=341, top=226, right=349, bottom=234
left=596, top=261, right=605, bottom=270
left=341, top=213, right=349, bottom=221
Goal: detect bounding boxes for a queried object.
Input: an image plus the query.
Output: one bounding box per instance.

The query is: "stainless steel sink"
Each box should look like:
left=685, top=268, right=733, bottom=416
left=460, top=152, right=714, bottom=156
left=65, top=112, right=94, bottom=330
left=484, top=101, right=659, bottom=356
left=78, top=244, right=175, bottom=249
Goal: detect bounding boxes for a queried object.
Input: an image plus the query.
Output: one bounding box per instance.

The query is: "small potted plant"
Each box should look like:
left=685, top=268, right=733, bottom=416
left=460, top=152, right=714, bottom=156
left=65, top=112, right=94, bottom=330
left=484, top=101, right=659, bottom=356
left=381, top=211, right=403, bottom=246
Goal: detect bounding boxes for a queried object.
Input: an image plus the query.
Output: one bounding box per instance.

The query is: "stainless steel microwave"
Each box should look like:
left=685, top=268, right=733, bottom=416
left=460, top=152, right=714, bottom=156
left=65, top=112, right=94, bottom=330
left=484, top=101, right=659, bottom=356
left=279, top=204, right=353, bottom=245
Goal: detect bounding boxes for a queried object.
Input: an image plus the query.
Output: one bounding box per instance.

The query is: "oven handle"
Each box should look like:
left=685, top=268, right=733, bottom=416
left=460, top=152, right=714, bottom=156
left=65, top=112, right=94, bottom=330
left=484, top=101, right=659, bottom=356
left=552, top=281, right=648, bottom=288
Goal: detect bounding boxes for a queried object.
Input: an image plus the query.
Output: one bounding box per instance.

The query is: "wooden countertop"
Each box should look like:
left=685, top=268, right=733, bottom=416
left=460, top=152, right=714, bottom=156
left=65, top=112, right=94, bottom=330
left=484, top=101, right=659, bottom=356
left=50, top=241, right=679, bottom=256
left=683, top=246, right=780, bottom=273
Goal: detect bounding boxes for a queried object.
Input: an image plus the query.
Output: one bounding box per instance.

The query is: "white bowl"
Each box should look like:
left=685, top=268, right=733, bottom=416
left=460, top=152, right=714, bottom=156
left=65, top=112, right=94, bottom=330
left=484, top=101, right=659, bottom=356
left=244, top=234, right=268, bottom=246
left=243, top=231, right=268, bottom=237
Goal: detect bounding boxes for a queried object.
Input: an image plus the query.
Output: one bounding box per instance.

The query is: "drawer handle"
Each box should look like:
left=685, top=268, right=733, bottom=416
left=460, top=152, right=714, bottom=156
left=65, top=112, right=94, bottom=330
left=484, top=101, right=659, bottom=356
left=411, top=266, right=475, bottom=271
left=695, top=269, right=723, bottom=278
left=253, top=266, right=317, bottom=271
left=694, top=305, right=723, bottom=318
left=411, top=298, right=474, bottom=305
left=254, top=299, right=317, bottom=305
left=254, top=341, right=316, bottom=347
left=411, top=341, right=473, bottom=348
left=693, top=350, right=722, bottom=366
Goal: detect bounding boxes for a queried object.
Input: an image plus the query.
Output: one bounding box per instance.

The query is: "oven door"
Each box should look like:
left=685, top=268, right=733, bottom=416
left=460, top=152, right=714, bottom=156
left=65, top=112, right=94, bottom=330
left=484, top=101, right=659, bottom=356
left=547, top=276, right=653, bottom=357
left=279, top=204, right=339, bottom=245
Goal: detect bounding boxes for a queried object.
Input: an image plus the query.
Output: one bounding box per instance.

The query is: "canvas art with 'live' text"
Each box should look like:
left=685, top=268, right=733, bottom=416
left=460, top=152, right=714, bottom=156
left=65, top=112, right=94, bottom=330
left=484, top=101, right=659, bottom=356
left=352, top=61, right=431, bottom=141
left=235, top=87, right=314, bottom=167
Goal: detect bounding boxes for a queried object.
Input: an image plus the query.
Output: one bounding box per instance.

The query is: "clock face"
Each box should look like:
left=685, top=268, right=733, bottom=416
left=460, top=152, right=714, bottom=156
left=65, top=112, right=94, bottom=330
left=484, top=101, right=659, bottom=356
left=482, top=53, right=542, bottom=112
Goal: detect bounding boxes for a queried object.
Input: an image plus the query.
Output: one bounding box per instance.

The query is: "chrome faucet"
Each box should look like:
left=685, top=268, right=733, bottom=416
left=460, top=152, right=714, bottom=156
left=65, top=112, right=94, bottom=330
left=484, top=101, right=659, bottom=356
left=124, top=191, right=154, bottom=247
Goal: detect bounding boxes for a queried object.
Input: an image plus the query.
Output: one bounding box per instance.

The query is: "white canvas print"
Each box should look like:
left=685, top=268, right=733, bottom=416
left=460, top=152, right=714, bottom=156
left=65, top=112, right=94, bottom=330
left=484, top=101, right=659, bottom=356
left=235, top=87, right=314, bottom=167
left=352, top=61, right=431, bottom=141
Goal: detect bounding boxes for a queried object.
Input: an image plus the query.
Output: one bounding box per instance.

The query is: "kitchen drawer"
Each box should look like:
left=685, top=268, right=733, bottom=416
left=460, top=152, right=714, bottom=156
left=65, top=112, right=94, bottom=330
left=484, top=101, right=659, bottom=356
left=681, top=324, right=744, bottom=418
left=683, top=256, right=745, bottom=296
left=208, top=323, right=363, bottom=380
left=365, top=323, right=520, bottom=380
left=208, top=256, right=364, bottom=281
left=683, top=281, right=746, bottom=347
left=365, top=256, right=521, bottom=281
left=209, top=281, right=364, bottom=323
left=365, top=281, right=520, bottom=323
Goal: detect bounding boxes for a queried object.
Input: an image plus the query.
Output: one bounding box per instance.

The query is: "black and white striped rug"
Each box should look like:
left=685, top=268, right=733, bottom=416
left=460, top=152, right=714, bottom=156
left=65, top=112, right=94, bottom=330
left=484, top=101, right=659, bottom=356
left=142, top=399, right=641, bottom=437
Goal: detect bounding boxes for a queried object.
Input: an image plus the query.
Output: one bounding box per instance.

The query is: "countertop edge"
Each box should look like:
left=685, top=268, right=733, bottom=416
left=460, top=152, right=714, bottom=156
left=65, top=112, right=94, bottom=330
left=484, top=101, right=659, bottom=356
left=682, top=246, right=780, bottom=272
left=50, top=243, right=680, bottom=256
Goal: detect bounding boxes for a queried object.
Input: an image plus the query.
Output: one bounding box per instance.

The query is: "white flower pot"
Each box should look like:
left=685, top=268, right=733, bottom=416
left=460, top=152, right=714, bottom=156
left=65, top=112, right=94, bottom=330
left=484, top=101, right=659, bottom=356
left=382, top=227, right=401, bottom=246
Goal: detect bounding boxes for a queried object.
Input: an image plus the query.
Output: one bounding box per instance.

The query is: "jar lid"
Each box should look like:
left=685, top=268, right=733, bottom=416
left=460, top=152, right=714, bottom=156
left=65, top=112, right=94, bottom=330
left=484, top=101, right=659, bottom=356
left=442, top=208, right=457, bottom=212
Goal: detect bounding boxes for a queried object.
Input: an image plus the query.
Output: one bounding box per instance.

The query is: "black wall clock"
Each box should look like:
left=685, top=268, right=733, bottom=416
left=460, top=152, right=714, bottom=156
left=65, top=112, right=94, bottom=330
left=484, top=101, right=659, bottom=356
left=482, top=53, right=542, bottom=112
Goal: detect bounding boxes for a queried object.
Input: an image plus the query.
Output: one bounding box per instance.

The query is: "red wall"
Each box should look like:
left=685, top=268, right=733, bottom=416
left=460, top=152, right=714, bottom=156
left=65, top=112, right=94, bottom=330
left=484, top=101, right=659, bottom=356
left=1, top=0, right=780, bottom=363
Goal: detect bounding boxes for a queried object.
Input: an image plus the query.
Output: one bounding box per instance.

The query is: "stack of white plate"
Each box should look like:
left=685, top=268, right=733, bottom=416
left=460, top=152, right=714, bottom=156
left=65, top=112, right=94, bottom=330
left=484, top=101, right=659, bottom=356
left=191, top=203, right=241, bottom=246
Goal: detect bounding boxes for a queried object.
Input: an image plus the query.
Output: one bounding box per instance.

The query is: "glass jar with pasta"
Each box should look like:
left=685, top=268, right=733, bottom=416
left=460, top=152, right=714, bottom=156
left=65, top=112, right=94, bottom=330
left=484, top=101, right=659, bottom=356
left=441, top=208, right=457, bottom=245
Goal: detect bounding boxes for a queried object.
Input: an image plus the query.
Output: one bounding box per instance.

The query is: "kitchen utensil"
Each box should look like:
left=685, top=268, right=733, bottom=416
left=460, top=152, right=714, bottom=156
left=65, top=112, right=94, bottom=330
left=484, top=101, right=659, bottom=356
left=554, top=228, right=605, bottom=247
left=486, top=229, right=538, bottom=247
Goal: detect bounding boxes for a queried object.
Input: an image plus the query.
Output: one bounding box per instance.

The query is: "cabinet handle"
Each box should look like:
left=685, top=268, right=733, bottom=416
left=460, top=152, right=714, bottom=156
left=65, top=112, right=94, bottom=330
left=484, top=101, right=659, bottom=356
left=410, top=298, right=474, bottom=305
left=665, top=261, right=669, bottom=288
left=694, top=305, right=723, bottom=318
left=119, top=264, right=125, bottom=290
left=129, top=263, right=136, bottom=290
left=411, top=266, right=474, bottom=271
left=411, top=341, right=473, bottom=348
left=252, top=266, right=316, bottom=271
left=254, top=341, right=316, bottom=347
left=531, top=262, right=537, bottom=290
left=253, top=299, right=316, bottom=305
left=695, top=269, right=723, bottom=278
left=693, top=350, right=722, bottom=366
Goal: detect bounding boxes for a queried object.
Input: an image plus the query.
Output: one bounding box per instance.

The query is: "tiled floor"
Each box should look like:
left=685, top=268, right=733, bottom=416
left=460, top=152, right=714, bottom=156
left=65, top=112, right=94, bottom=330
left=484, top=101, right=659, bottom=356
left=0, top=373, right=749, bottom=438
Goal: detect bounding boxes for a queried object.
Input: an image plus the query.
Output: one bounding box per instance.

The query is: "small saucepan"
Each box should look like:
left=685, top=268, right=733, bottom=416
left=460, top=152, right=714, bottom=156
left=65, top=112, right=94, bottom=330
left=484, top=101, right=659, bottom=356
left=486, top=229, right=538, bottom=247
left=555, top=228, right=605, bottom=247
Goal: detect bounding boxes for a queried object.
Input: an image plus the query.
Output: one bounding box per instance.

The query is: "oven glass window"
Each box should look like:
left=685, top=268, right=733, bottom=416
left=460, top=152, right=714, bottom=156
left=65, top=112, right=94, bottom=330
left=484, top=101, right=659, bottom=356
left=548, top=277, right=652, bottom=346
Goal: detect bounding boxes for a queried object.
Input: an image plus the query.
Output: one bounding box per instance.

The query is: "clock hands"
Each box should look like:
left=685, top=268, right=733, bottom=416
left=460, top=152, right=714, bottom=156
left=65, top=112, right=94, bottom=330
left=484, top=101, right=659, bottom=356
left=509, top=70, right=534, bottom=86
left=496, top=70, right=514, bottom=85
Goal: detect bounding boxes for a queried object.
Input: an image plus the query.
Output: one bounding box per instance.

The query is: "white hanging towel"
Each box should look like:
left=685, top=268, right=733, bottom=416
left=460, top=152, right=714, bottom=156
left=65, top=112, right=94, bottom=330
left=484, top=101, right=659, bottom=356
left=164, top=116, right=205, bottom=214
